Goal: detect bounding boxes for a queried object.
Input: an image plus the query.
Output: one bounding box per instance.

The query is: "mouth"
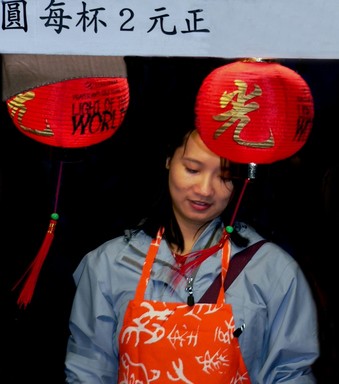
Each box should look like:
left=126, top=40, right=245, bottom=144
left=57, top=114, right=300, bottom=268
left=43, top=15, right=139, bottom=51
left=189, top=199, right=211, bottom=211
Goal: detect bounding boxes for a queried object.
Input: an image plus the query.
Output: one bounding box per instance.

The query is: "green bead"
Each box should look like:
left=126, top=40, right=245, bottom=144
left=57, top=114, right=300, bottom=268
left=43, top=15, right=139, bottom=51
left=225, top=225, right=234, bottom=233
left=51, top=213, right=59, bottom=220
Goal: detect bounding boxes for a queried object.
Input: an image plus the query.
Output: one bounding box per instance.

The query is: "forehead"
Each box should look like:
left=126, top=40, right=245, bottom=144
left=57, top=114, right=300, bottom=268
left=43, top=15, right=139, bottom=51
left=184, top=130, right=219, bottom=158
left=182, top=130, right=233, bottom=167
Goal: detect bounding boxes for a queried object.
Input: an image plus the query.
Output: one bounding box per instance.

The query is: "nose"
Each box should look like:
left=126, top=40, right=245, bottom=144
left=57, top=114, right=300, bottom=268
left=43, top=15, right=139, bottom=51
left=195, top=174, right=214, bottom=196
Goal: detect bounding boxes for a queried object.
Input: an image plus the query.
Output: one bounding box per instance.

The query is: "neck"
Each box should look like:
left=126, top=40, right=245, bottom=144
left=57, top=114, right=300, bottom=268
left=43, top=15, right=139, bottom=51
left=175, top=221, right=210, bottom=254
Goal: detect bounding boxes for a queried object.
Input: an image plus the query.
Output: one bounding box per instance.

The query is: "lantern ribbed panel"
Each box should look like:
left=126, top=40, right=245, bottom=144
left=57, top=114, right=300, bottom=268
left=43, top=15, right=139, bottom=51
left=6, top=77, right=130, bottom=148
left=195, top=61, right=314, bottom=164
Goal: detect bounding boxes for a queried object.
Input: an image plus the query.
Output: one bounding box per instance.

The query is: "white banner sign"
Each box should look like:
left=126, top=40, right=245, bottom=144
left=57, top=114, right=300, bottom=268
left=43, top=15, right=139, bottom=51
left=1, top=0, right=339, bottom=58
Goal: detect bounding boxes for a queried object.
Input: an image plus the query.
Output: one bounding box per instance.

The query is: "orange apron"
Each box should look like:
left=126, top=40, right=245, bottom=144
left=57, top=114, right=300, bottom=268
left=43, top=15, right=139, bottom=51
left=118, top=228, right=251, bottom=383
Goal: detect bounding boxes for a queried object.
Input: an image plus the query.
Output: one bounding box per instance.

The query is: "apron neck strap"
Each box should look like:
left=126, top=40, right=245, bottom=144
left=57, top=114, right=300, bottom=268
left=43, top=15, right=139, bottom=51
left=135, top=227, right=231, bottom=304
left=134, top=228, right=164, bottom=301
left=217, top=238, right=231, bottom=305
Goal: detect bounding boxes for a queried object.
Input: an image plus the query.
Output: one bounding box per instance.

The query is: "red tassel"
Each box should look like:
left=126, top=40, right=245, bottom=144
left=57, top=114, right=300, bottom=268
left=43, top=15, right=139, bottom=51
left=12, top=215, right=58, bottom=308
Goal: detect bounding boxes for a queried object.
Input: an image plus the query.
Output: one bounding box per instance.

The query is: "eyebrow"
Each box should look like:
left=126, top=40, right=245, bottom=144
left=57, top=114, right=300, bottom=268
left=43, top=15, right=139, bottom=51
left=181, top=156, right=204, bottom=166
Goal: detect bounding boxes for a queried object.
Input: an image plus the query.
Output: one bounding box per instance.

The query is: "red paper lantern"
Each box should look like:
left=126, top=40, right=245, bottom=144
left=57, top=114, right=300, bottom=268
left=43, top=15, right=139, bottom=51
left=2, top=55, right=130, bottom=308
left=195, top=59, right=314, bottom=164
left=6, top=76, right=129, bottom=148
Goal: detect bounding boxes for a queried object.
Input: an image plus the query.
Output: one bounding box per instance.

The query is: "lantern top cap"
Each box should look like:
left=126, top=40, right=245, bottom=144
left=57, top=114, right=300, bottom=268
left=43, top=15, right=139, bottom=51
left=2, top=54, right=127, bottom=101
left=241, top=57, right=275, bottom=63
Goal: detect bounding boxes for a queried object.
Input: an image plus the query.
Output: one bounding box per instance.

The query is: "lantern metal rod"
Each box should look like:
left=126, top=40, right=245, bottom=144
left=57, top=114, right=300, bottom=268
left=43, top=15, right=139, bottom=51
left=247, top=162, right=257, bottom=180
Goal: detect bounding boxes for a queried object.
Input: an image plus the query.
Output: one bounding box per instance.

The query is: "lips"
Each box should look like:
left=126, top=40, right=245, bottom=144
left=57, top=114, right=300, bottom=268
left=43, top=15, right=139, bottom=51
left=189, top=200, right=211, bottom=211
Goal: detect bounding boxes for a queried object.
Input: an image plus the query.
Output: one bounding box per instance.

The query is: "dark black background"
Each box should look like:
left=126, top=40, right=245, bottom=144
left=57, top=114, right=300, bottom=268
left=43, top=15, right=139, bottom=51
left=1, top=56, right=338, bottom=382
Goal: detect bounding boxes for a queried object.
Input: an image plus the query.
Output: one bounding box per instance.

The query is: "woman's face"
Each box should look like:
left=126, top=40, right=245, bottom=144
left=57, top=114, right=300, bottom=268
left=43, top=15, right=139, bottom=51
left=167, top=130, right=234, bottom=231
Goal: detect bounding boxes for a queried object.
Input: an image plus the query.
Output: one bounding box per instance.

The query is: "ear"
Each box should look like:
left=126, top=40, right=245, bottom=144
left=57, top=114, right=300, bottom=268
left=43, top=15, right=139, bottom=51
left=165, top=157, right=170, bottom=169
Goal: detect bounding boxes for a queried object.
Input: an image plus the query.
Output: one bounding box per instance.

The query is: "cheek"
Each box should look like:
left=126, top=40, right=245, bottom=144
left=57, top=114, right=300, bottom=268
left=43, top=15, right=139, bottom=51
left=168, top=166, right=190, bottom=189
left=168, top=172, right=187, bottom=199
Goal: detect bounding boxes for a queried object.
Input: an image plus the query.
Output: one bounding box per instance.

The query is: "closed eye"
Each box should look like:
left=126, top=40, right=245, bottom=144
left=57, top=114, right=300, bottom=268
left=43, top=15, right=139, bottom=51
left=185, top=166, right=199, bottom=174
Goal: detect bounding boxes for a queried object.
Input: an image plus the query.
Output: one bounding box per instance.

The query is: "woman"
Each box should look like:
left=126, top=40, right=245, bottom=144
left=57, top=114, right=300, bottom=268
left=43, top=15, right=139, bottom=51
left=64, top=128, right=319, bottom=383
